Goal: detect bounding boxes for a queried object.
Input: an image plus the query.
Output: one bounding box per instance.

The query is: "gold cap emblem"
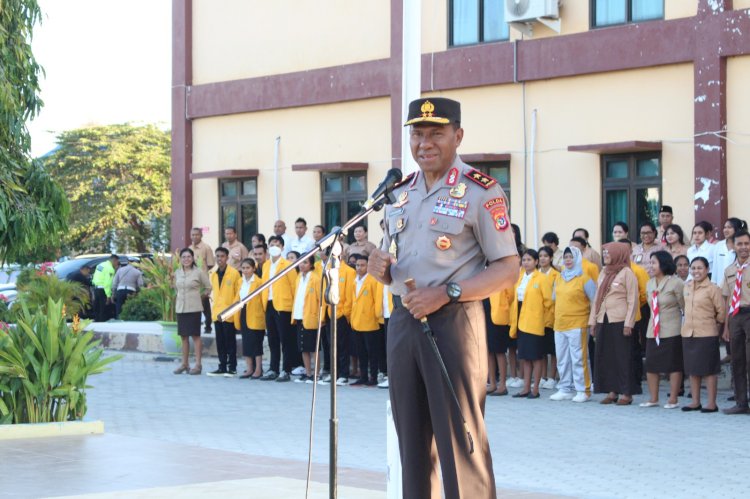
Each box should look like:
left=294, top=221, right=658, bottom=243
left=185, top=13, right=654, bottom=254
left=420, top=100, right=435, bottom=118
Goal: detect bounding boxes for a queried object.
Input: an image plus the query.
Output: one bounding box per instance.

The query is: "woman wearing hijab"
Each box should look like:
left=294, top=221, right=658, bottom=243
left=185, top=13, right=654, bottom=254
left=589, top=242, right=641, bottom=405
left=681, top=256, right=725, bottom=413
left=550, top=246, right=597, bottom=402
left=640, top=251, right=685, bottom=409
left=510, top=249, right=553, bottom=398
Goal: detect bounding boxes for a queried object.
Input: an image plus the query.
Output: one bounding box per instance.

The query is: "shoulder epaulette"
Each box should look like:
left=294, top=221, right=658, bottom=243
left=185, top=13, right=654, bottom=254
left=393, top=171, right=417, bottom=189
left=464, top=169, right=497, bottom=189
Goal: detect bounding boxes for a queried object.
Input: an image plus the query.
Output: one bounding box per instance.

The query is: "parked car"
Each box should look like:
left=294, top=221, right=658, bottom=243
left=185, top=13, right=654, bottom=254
left=54, top=254, right=152, bottom=280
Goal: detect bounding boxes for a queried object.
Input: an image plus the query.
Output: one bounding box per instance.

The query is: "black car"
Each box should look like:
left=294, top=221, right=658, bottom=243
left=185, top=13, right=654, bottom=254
left=54, top=254, right=151, bottom=280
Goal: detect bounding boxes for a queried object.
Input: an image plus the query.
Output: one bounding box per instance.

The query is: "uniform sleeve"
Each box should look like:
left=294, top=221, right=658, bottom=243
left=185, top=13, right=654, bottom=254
left=721, top=268, right=733, bottom=297
left=472, top=184, right=518, bottom=263
left=542, top=274, right=555, bottom=328
left=624, top=270, right=639, bottom=329
left=674, top=278, right=685, bottom=313
left=111, top=270, right=120, bottom=296
left=205, top=246, right=215, bottom=268
left=712, top=286, right=726, bottom=324
left=200, top=271, right=211, bottom=292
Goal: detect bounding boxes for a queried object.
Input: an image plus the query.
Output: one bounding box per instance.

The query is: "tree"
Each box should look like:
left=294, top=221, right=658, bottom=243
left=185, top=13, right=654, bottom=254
left=44, top=124, right=171, bottom=254
left=0, top=0, right=69, bottom=264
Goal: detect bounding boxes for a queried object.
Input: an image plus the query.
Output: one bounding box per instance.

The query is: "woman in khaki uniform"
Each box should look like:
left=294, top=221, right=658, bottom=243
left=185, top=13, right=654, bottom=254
left=681, top=256, right=724, bottom=413
left=174, top=248, right=212, bottom=375
left=589, top=242, right=641, bottom=405
left=640, top=251, right=685, bottom=409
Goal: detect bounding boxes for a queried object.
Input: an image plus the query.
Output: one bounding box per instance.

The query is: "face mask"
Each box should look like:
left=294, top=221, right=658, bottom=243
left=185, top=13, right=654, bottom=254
left=269, top=246, right=282, bottom=257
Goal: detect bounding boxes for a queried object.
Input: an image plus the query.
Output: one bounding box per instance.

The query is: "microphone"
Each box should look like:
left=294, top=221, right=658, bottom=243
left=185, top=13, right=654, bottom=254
left=363, top=168, right=403, bottom=209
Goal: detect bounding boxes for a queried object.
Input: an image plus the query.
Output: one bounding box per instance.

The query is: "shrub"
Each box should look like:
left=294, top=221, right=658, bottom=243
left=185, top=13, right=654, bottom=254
left=119, top=289, right=162, bottom=322
left=135, top=254, right=177, bottom=321
left=0, top=299, right=121, bottom=424
left=0, top=295, right=10, bottom=323
left=11, top=266, right=89, bottom=321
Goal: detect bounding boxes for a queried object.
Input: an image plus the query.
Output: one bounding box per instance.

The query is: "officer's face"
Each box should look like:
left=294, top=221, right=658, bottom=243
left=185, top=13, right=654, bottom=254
left=409, top=124, right=463, bottom=175
left=659, top=212, right=673, bottom=227
left=225, top=229, right=237, bottom=243
left=190, top=229, right=202, bottom=244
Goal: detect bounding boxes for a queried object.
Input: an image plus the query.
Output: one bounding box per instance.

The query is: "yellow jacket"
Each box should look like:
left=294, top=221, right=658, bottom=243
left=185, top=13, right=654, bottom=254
left=375, top=281, right=393, bottom=324
left=237, top=276, right=266, bottom=331
left=261, top=258, right=298, bottom=312
left=291, top=271, right=324, bottom=330
left=489, top=288, right=513, bottom=326
left=583, top=259, right=600, bottom=283
left=631, top=262, right=649, bottom=321
left=541, top=268, right=559, bottom=328
left=328, top=263, right=356, bottom=321
left=553, top=274, right=592, bottom=331
left=210, top=266, right=242, bottom=322
left=510, top=269, right=553, bottom=338
left=351, top=274, right=380, bottom=332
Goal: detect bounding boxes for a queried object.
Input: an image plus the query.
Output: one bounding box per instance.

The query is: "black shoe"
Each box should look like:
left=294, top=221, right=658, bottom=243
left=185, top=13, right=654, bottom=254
left=206, top=369, right=226, bottom=377
left=512, top=392, right=530, bottom=398
left=224, top=370, right=237, bottom=377
left=276, top=371, right=291, bottom=382
left=722, top=405, right=749, bottom=415
left=294, top=375, right=309, bottom=383
left=728, top=395, right=736, bottom=401
left=700, top=407, right=719, bottom=413
left=366, top=378, right=378, bottom=386
left=526, top=392, right=540, bottom=399
left=681, top=405, right=702, bottom=412
left=350, top=379, right=367, bottom=386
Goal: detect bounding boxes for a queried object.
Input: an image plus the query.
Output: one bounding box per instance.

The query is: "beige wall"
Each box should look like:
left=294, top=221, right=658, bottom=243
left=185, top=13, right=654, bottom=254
left=192, top=98, right=392, bottom=249
left=192, top=0, right=390, bottom=85
left=665, top=0, right=696, bottom=19
left=726, top=55, right=750, bottom=220
left=732, top=1, right=750, bottom=11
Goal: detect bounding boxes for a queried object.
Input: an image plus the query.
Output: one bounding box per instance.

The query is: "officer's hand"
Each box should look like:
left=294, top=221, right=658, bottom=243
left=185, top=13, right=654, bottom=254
left=368, top=249, right=394, bottom=282
left=402, top=286, right=450, bottom=320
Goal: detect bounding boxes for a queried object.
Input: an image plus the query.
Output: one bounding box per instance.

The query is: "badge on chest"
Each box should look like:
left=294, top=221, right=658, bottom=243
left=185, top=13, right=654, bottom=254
left=433, top=196, right=468, bottom=219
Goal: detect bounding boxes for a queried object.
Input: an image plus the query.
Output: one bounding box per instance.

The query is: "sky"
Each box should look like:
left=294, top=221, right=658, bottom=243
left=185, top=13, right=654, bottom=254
left=28, top=0, right=172, bottom=157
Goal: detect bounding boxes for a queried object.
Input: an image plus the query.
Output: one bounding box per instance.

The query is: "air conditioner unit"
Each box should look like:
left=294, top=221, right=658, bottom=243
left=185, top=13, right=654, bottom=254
left=505, top=0, right=561, bottom=36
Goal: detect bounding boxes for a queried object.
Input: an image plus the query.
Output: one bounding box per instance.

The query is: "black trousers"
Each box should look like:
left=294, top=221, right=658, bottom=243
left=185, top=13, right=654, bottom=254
left=214, top=321, right=237, bottom=371
left=114, top=289, right=134, bottom=319
left=381, top=318, right=389, bottom=375
left=265, top=301, right=295, bottom=373
left=326, top=316, right=351, bottom=378
left=94, top=288, right=114, bottom=322
left=353, top=329, right=382, bottom=382
left=388, top=300, right=496, bottom=499
left=729, top=310, right=750, bottom=407
left=201, top=296, right=212, bottom=332
left=321, top=324, right=331, bottom=372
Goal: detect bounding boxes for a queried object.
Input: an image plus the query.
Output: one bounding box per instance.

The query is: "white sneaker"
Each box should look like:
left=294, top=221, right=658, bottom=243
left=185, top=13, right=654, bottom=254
left=572, top=393, right=591, bottom=403
left=378, top=379, right=389, bottom=389
left=508, top=377, right=523, bottom=388
left=335, top=377, right=349, bottom=386
left=541, top=378, right=557, bottom=390
left=291, top=366, right=306, bottom=376
left=317, top=378, right=331, bottom=385
left=377, top=372, right=386, bottom=383
left=550, top=390, right=575, bottom=401
left=319, top=373, right=331, bottom=382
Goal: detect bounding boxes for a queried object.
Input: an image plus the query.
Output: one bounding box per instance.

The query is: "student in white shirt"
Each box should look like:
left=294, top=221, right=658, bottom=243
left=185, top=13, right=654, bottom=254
left=687, top=221, right=716, bottom=278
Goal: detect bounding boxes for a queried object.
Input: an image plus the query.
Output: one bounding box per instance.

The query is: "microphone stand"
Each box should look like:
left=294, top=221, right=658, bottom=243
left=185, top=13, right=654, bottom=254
left=217, top=191, right=397, bottom=499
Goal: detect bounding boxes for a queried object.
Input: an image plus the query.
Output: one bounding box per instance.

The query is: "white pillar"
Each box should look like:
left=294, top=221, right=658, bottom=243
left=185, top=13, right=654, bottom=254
left=400, top=0, right=421, bottom=176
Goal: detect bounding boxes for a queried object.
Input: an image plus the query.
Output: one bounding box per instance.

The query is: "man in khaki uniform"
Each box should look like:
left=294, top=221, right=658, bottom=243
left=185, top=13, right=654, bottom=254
left=721, top=230, right=750, bottom=414
left=222, top=227, right=248, bottom=270
left=190, top=227, right=215, bottom=333
left=368, top=98, right=519, bottom=499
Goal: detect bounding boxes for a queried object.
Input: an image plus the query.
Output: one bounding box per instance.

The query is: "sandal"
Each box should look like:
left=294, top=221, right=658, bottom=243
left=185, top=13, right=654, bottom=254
left=616, top=397, right=633, bottom=406
left=189, top=365, right=202, bottom=375
left=600, top=395, right=618, bottom=405
left=173, top=365, right=189, bottom=375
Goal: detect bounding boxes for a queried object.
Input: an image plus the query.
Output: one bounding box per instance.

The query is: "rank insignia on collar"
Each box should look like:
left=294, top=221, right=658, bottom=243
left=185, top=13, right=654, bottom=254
left=392, top=191, right=409, bottom=208
left=446, top=167, right=459, bottom=186
left=449, top=182, right=467, bottom=199
left=464, top=169, right=497, bottom=189
left=435, top=235, right=452, bottom=251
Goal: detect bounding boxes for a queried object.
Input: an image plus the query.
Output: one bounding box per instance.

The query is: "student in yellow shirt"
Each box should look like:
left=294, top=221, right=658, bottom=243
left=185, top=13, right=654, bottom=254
left=350, top=255, right=381, bottom=386
left=487, top=288, right=513, bottom=395
left=538, top=246, right=560, bottom=390
left=259, top=235, right=300, bottom=382
left=550, top=246, right=597, bottom=402
left=237, top=258, right=266, bottom=379
left=292, top=256, right=324, bottom=383
left=208, top=247, right=242, bottom=377
left=510, top=249, right=553, bottom=398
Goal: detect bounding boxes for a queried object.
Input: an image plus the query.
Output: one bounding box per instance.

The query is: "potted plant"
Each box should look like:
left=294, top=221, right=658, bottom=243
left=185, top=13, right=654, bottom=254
left=134, top=254, right=181, bottom=355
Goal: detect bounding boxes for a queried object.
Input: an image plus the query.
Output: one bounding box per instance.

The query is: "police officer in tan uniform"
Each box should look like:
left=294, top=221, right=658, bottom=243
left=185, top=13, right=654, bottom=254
left=368, top=98, right=519, bottom=499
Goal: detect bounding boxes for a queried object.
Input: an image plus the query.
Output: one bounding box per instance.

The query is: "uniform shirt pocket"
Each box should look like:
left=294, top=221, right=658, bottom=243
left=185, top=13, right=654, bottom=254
left=428, top=217, right=465, bottom=236
left=389, top=215, right=408, bottom=237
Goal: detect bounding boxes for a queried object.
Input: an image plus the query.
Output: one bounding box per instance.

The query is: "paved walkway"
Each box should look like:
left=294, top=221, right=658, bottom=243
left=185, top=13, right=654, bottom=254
left=5, top=352, right=750, bottom=497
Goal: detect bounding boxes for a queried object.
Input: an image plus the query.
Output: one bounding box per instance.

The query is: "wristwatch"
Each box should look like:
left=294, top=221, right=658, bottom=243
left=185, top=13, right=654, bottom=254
left=446, top=282, right=462, bottom=303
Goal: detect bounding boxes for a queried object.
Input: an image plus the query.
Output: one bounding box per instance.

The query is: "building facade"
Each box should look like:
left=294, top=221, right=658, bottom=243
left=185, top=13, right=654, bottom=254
left=171, top=0, right=750, bottom=252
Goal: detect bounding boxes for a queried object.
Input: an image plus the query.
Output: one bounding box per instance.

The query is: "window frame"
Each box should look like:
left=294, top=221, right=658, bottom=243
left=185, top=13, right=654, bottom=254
left=600, top=152, right=662, bottom=244
left=590, top=0, right=665, bottom=29
left=448, top=0, right=510, bottom=48
left=320, top=171, right=368, bottom=244
left=218, top=177, right=258, bottom=250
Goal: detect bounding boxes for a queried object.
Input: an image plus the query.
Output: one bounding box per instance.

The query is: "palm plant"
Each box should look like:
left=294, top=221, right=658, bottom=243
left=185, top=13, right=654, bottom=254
left=135, top=254, right=177, bottom=322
